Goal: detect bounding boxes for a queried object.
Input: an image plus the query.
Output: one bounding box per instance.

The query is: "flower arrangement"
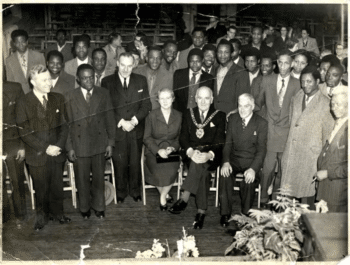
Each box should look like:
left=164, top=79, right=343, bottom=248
left=225, top=187, right=328, bottom=262
left=135, top=239, right=167, bottom=259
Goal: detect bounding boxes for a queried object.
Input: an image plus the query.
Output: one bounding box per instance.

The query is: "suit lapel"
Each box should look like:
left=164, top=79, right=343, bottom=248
left=13, top=52, right=26, bottom=81
left=329, top=122, right=348, bottom=152
left=115, top=73, right=127, bottom=98
left=74, top=88, right=90, bottom=115
left=271, top=74, right=280, bottom=110
left=241, top=114, right=256, bottom=141
left=281, top=77, right=297, bottom=113
left=27, top=50, right=34, bottom=78
left=89, top=87, right=102, bottom=118
left=156, top=108, right=167, bottom=124
left=46, top=93, right=56, bottom=125
left=127, top=74, right=136, bottom=99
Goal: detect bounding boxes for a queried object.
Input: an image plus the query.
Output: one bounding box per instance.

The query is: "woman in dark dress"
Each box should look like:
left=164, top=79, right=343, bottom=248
left=143, top=88, right=182, bottom=211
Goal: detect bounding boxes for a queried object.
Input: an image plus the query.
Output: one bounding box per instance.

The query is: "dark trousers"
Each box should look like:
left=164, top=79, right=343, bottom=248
left=28, top=157, right=64, bottom=224
left=3, top=156, right=27, bottom=220
left=219, top=168, right=260, bottom=216
left=74, top=153, right=106, bottom=212
left=182, top=161, right=211, bottom=211
left=113, top=134, right=143, bottom=199
left=261, top=151, right=283, bottom=203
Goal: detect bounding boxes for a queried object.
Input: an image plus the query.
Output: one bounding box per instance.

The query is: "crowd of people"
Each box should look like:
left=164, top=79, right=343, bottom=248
left=3, top=20, right=348, bottom=232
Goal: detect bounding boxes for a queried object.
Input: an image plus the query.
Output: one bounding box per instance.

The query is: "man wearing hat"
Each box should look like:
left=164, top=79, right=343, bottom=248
left=173, top=48, right=214, bottom=114
left=201, top=44, right=217, bottom=76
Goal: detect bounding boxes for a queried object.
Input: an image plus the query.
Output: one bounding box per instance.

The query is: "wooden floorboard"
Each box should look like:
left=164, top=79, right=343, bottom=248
left=2, top=186, right=259, bottom=261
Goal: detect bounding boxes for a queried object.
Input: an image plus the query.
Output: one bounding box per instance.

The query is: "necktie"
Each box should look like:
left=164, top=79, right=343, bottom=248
left=86, top=91, right=92, bottom=104
left=278, top=79, right=285, bottom=108
left=242, top=118, right=246, bottom=130
left=303, top=41, right=307, bottom=48
left=329, top=87, right=334, bottom=97
left=200, top=111, right=205, bottom=123
left=123, top=78, right=127, bottom=91
left=42, top=95, right=48, bottom=110
left=21, top=54, right=27, bottom=75
left=96, top=74, right=102, bottom=87
left=190, top=72, right=197, bottom=85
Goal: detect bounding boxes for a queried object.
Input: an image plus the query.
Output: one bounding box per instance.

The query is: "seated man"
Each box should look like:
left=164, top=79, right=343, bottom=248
left=169, top=86, right=226, bottom=229
left=219, top=94, right=267, bottom=227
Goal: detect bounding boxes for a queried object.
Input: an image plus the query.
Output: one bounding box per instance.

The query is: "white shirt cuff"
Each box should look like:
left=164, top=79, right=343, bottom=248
left=186, top=148, right=194, bottom=157
left=209, top=151, right=215, bottom=161
left=131, top=116, right=138, bottom=126
left=118, top=119, right=125, bottom=128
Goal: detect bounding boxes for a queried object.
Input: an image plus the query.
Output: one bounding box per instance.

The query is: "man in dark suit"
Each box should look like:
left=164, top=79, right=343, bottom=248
left=256, top=50, right=301, bottom=208
left=201, top=44, right=217, bottom=76
left=45, top=29, right=74, bottom=63
left=91, top=48, right=115, bottom=87
left=214, top=39, right=250, bottom=114
left=173, top=48, right=214, bottom=113
left=101, top=52, right=151, bottom=203
left=241, top=27, right=273, bottom=59
left=2, top=80, right=26, bottom=227
left=316, top=87, right=348, bottom=212
left=5, top=29, right=46, bottom=94
left=169, top=86, right=226, bottom=229
left=16, top=64, right=70, bottom=231
left=66, top=64, right=116, bottom=219
left=230, top=38, right=245, bottom=68
left=244, top=47, right=262, bottom=90
left=220, top=93, right=268, bottom=227
left=46, top=50, right=75, bottom=96
left=205, top=16, right=227, bottom=44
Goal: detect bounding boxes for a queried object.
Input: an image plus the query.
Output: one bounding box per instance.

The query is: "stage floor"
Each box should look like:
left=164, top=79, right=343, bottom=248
left=2, top=187, right=258, bottom=261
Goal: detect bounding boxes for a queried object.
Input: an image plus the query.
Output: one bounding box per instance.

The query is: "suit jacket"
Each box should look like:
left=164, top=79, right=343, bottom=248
left=16, top=91, right=68, bottom=166
left=45, top=42, right=74, bottom=63
left=213, top=62, right=250, bottom=114
left=101, top=72, right=152, bottom=141
left=316, top=122, right=348, bottom=209
left=173, top=68, right=214, bottom=113
left=273, top=36, right=288, bottom=53
left=3, top=81, right=25, bottom=156
left=65, top=86, right=116, bottom=157
left=5, top=50, right=46, bottom=94
left=206, top=24, right=227, bottom=44
left=178, top=45, right=201, bottom=70
left=241, top=43, right=273, bottom=59
left=143, top=108, right=182, bottom=156
left=103, top=44, right=125, bottom=76
left=223, top=113, right=268, bottom=173
left=235, top=56, right=245, bottom=69
left=50, top=71, right=76, bottom=97
left=133, top=64, right=173, bottom=110
left=160, top=58, right=179, bottom=74
left=297, top=37, right=320, bottom=55
left=180, top=105, right=226, bottom=170
left=64, top=57, right=92, bottom=87
left=256, top=74, right=300, bottom=152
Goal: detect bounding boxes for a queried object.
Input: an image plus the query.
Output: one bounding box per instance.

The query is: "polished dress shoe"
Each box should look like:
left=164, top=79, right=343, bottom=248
left=117, top=197, right=125, bottom=203
left=133, top=196, right=142, bottom=202
left=166, top=194, right=173, bottom=203
left=95, top=210, right=105, bottom=219
left=34, top=222, right=45, bottom=231
left=160, top=204, right=168, bottom=211
left=193, top=213, right=205, bottom=229
left=81, top=210, right=91, bottom=219
left=220, top=215, right=230, bottom=227
left=168, top=199, right=187, bottom=214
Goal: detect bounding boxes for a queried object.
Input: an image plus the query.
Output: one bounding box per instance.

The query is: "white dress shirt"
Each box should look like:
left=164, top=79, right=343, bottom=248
left=117, top=73, right=137, bottom=127
left=249, top=71, right=259, bottom=86
left=277, top=74, right=291, bottom=100
left=51, top=76, right=59, bottom=88
left=57, top=42, right=66, bottom=52
left=33, top=89, right=48, bottom=105
left=81, top=87, right=93, bottom=100
left=77, top=57, right=89, bottom=67
left=17, top=50, right=28, bottom=76
left=189, top=69, right=202, bottom=83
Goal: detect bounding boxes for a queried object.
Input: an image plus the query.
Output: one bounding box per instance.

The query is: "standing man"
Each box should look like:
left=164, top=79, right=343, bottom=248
left=169, top=87, right=226, bottom=229
left=178, top=27, right=206, bottom=69
left=297, top=28, right=320, bottom=56
left=173, top=48, right=214, bottom=113
left=318, top=55, right=341, bottom=84
left=230, top=38, right=245, bottom=68
left=46, top=50, right=75, bottom=96
left=91, top=48, right=114, bottom=87
left=103, top=32, right=126, bottom=75
left=45, top=29, right=74, bottom=63
left=66, top=64, right=116, bottom=219
left=319, top=64, right=345, bottom=98
left=161, top=40, right=179, bottom=73
left=16, top=65, right=70, bottom=231
left=134, top=46, right=173, bottom=110
left=281, top=66, right=334, bottom=209
left=214, top=39, right=250, bottom=115
left=256, top=50, right=300, bottom=208
left=219, top=94, right=268, bottom=226
left=244, top=47, right=261, bottom=90
left=241, top=27, right=272, bottom=59
left=101, top=53, right=151, bottom=203
left=201, top=44, right=217, bottom=76
left=216, top=26, right=237, bottom=44
left=205, top=16, right=226, bottom=44
left=316, top=87, right=348, bottom=212
left=5, top=29, right=46, bottom=94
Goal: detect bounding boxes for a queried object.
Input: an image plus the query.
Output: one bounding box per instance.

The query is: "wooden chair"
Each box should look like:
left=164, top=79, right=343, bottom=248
left=141, top=145, right=183, bottom=205
left=234, top=173, right=261, bottom=208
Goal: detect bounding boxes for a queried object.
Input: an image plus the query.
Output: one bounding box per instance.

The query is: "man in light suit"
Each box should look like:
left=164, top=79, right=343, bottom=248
left=101, top=53, right=151, bottom=203
left=66, top=64, right=116, bottom=219
left=5, top=29, right=46, bottom=94
left=256, top=49, right=301, bottom=208
left=45, top=29, right=74, bottom=63
left=133, top=46, right=173, bottom=110
left=316, top=86, right=348, bottom=212
left=220, top=94, right=268, bottom=227
left=214, top=39, right=250, bottom=114
left=103, top=32, right=125, bottom=76
left=16, top=65, right=70, bottom=231
left=297, top=28, right=320, bottom=56
left=169, top=87, right=226, bottom=229
left=46, top=50, right=75, bottom=97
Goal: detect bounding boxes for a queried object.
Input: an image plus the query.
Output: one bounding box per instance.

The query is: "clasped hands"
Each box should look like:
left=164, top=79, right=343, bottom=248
left=188, top=149, right=212, bottom=164
left=46, top=145, right=61, bottom=156
left=121, top=119, right=137, bottom=132
left=221, top=162, right=255, bottom=184
left=158, top=147, right=175, bottom=159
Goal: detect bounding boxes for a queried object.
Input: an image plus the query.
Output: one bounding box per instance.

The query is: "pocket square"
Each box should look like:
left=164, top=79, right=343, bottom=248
left=210, top=122, right=215, bottom=127
left=138, top=89, right=143, bottom=93
left=56, top=109, right=60, bottom=113
left=254, top=131, right=257, bottom=135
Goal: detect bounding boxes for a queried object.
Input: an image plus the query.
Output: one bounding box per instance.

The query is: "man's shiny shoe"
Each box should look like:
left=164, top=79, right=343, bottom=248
left=160, top=204, right=168, bottom=211
left=193, top=213, right=205, bottom=229
left=95, top=211, right=105, bottom=219
left=220, top=215, right=230, bottom=227
left=34, top=222, right=45, bottom=231
left=81, top=210, right=91, bottom=219
left=133, top=196, right=142, bottom=202
left=117, top=197, right=125, bottom=203
left=168, top=199, right=187, bottom=214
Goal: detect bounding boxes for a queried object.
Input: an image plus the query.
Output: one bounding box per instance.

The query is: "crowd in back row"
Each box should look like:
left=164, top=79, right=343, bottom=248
left=3, top=25, right=347, bottom=231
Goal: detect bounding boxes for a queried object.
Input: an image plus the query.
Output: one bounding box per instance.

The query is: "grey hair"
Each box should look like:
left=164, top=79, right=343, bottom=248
left=238, top=93, right=255, bottom=106
left=118, top=52, right=135, bottom=63
left=157, top=87, right=175, bottom=100
left=29, top=64, right=48, bottom=81
left=195, top=86, right=213, bottom=98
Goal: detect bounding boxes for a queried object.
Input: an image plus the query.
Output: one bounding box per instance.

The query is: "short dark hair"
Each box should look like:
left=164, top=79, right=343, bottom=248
left=56, top=29, right=67, bottom=37
left=328, top=64, right=345, bottom=75
left=162, top=39, right=177, bottom=49
left=292, top=49, right=311, bottom=63
left=252, top=26, right=263, bottom=34
left=320, top=54, right=341, bottom=67
left=187, top=48, right=204, bottom=61
left=301, top=65, right=321, bottom=81
left=108, top=32, right=121, bottom=44
left=202, top=43, right=217, bottom=54
left=11, top=29, right=29, bottom=42
left=244, top=47, right=260, bottom=61
left=139, top=35, right=151, bottom=47
left=228, top=26, right=237, bottom=32
left=76, top=63, right=94, bottom=77
left=230, top=38, right=242, bottom=50
left=136, top=32, right=147, bottom=38
left=148, top=45, right=163, bottom=55
left=278, top=49, right=293, bottom=59
left=129, top=49, right=140, bottom=57
left=217, top=39, right=234, bottom=53
left=92, top=48, right=107, bottom=58
left=260, top=52, right=277, bottom=64
left=191, top=27, right=206, bottom=36
left=301, top=28, right=310, bottom=35
left=46, top=50, right=64, bottom=62
left=74, top=35, right=90, bottom=48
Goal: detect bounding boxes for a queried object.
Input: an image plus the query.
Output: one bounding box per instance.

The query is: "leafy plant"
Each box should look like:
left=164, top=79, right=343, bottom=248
left=225, top=187, right=328, bottom=261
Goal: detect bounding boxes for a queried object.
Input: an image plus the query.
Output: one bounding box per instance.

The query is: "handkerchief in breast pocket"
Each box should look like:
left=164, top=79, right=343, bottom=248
left=210, top=122, right=215, bottom=127
left=138, top=89, right=143, bottom=93
left=56, top=109, right=60, bottom=113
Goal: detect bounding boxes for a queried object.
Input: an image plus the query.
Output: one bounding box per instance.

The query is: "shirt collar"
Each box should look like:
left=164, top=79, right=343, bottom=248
left=57, top=42, right=66, bottom=51
left=33, top=89, right=48, bottom=103
left=233, top=57, right=240, bottom=65
left=278, top=74, right=291, bottom=83
left=81, top=87, right=94, bottom=97
left=249, top=70, right=259, bottom=80
left=17, top=49, right=28, bottom=60
left=219, top=60, right=234, bottom=70
left=189, top=68, right=202, bottom=78
left=242, top=112, right=253, bottom=125
left=77, top=57, right=89, bottom=66
left=118, top=72, right=130, bottom=85
left=109, top=44, right=116, bottom=53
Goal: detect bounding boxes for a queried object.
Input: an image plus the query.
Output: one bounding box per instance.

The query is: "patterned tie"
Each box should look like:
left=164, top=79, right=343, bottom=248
left=86, top=91, right=92, bottom=104
left=96, top=74, right=102, bottom=87
left=42, top=95, right=48, bottom=110
left=123, top=78, right=127, bottom=91
left=200, top=111, right=205, bottom=124
left=190, top=72, right=197, bottom=85
left=242, top=118, right=246, bottom=130
left=278, top=79, right=285, bottom=108
left=21, top=54, right=27, bottom=75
